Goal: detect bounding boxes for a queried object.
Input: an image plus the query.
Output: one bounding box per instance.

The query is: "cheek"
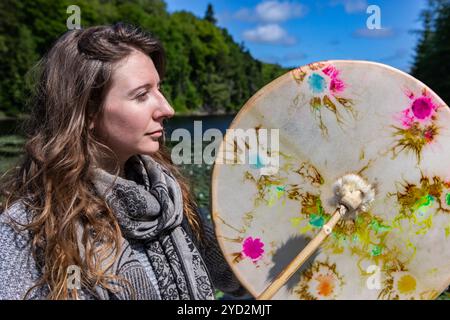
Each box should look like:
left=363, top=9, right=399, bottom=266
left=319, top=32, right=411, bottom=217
left=100, top=101, right=150, bottom=142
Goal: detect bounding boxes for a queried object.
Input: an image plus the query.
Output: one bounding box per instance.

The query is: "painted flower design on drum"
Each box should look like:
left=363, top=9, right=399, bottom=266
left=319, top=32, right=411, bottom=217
left=292, top=62, right=356, bottom=136
left=401, top=89, right=439, bottom=125
left=294, top=260, right=345, bottom=300
left=397, top=274, right=417, bottom=294
left=391, top=88, right=441, bottom=163
left=242, top=236, right=265, bottom=262
left=379, top=271, right=425, bottom=299
left=308, top=73, right=327, bottom=94
left=390, top=175, right=450, bottom=235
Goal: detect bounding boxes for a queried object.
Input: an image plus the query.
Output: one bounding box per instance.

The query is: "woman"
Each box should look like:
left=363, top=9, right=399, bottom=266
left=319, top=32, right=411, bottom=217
left=0, top=23, right=246, bottom=300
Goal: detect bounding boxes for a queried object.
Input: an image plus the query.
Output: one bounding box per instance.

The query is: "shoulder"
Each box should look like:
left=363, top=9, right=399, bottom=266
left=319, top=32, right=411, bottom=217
left=0, top=200, right=33, bottom=224
left=0, top=200, right=42, bottom=300
left=0, top=200, right=34, bottom=250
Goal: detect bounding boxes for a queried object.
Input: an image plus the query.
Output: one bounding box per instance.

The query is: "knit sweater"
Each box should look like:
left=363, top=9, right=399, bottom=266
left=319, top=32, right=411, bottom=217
left=0, top=201, right=248, bottom=300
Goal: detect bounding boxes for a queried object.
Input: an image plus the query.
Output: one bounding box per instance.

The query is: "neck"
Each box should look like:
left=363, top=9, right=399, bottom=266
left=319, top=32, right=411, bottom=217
left=95, top=156, right=128, bottom=179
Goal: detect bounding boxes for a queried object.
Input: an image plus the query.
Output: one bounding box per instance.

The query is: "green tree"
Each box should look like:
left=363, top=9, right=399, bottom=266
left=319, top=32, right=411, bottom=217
left=0, top=0, right=286, bottom=117
left=204, top=3, right=217, bottom=25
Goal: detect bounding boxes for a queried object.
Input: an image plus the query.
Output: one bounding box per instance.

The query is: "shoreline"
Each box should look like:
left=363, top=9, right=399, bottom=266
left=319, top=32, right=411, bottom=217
left=170, top=111, right=238, bottom=117
left=0, top=112, right=238, bottom=121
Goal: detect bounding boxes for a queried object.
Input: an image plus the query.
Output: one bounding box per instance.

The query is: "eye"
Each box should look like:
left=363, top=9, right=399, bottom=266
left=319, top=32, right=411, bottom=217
left=135, top=91, right=148, bottom=103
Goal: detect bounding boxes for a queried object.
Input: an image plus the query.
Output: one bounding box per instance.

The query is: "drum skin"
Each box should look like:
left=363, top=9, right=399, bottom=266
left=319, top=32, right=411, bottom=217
left=211, top=60, right=450, bottom=300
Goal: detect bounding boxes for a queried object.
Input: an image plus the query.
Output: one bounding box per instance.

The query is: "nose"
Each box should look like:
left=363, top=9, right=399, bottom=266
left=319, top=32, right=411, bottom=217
left=153, top=93, right=175, bottom=121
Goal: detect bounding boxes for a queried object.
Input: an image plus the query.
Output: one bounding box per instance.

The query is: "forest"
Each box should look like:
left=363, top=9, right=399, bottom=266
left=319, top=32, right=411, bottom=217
left=0, top=0, right=287, bottom=118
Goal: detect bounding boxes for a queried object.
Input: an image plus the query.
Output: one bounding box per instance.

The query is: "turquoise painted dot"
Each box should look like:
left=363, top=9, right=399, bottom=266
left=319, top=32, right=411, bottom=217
left=309, top=214, right=325, bottom=228
left=308, top=73, right=327, bottom=94
left=249, top=153, right=265, bottom=169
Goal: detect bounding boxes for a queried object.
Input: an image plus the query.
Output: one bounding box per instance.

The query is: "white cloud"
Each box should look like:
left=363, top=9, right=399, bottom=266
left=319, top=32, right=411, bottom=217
left=243, top=24, right=296, bottom=45
left=353, top=27, right=395, bottom=38
left=256, top=1, right=306, bottom=22
left=235, top=1, right=307, bottom=23
left=330, top=0, right=368, bottom=13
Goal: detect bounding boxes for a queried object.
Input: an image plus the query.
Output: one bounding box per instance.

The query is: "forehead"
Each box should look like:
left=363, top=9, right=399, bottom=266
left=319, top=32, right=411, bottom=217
left=112, top=49, right=159, bottom=87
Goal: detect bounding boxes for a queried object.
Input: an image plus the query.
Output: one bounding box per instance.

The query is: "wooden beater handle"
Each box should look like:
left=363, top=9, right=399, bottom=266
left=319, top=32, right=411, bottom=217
left=257, top=205, right=347, bottom=300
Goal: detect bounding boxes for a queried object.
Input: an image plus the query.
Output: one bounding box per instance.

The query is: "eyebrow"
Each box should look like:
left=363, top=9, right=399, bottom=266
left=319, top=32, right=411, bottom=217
left=127, top=81, right=161, bottom=97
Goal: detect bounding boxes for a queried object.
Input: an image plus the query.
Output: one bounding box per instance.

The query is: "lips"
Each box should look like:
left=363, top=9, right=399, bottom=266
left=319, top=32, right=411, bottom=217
left=146, top=128, right=163, bottom=135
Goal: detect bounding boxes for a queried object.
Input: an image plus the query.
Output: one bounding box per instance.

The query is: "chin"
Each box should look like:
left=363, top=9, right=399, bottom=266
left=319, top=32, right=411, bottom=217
left=141, top=141, right=160, bottom=154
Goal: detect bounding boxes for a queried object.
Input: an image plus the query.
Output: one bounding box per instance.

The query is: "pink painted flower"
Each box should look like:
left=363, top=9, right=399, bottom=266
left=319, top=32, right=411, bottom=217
left=405, top=90, right=415, bottom=100
left=330, top=78, right=345, bottom=93
left=424, top=132, right=433, bottom=142
left=398, top=89, right=439, bottom=128
left=322, top=65, right=339, bottom=78
left=411, top=96, right=436, bottom=120
left=242, top=236, right=264, bottom=261
left=400, top=109, right=415, bottom=128
left=322, top=65, right=345, bottom=93
left=423, top=128, right=435, bottom=142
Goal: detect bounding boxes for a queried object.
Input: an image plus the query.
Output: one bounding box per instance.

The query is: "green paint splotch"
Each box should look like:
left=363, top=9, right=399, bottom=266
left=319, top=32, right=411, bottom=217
left=371, top=245, right=383, bottom=257
left=267, top=184, right=286, bottom=206
left=369, top=219, right=391, bottom=233
left=309, top=214, right=325, bottom=228
left=415, top=194, right=434, bottom=215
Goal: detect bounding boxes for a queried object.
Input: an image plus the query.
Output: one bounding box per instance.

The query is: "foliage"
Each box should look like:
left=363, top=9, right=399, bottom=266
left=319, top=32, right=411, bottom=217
left=0, top=0, right=287, bottom=117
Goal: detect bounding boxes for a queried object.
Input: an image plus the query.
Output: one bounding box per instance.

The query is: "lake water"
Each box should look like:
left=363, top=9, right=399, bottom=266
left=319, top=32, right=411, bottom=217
left=165, top=114, right=236, bottom=136
left=0, top=114, right=237, bottom=137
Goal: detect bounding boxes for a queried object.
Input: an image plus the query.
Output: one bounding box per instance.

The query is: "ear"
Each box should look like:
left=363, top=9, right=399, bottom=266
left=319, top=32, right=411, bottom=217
left=88, top=114, right=97, bottom=130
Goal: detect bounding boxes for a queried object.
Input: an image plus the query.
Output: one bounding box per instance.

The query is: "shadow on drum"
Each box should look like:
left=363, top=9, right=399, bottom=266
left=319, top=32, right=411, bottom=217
left=268, top=235, right=319, bottom=292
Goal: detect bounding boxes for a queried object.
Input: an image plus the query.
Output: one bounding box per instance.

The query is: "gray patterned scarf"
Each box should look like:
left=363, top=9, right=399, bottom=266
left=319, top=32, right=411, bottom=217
left=88, top=154, right=215, bottom=300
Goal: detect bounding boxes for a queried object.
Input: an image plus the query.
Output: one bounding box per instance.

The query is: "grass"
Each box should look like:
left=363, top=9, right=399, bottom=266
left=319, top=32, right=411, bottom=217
left=437, top=292, right=450, bottom=300
left=0, top=135, right=25, bottom=174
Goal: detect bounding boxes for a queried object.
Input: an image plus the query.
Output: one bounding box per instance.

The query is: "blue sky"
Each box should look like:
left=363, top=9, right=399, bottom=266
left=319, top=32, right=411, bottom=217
left=165, top=0, right=428, bottom=72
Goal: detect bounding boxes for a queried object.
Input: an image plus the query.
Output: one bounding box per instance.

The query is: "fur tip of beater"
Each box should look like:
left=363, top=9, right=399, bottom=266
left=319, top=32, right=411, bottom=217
left=332, top=174, right=376, bottom=213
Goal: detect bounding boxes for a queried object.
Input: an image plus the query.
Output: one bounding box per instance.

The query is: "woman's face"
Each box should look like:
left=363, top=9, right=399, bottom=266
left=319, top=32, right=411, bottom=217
left=93, top=49, right=174, bottom=164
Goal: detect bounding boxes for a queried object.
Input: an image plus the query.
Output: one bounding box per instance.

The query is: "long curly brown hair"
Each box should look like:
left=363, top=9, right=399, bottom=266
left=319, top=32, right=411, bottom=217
left=0, top=23, right=204, bottom=300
